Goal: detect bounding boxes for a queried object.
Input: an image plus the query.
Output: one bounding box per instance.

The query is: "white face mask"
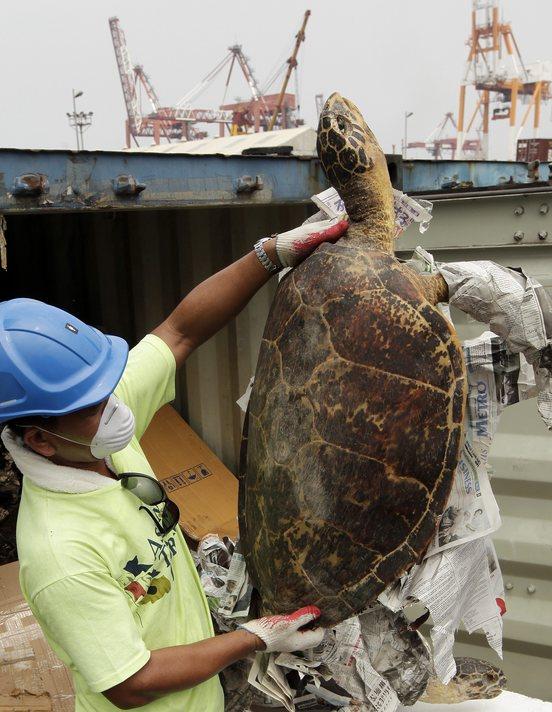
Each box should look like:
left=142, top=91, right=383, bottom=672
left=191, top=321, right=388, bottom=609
left=30, top=394, right=135, bottom=459
left=89, top=394, right=136, bottom=458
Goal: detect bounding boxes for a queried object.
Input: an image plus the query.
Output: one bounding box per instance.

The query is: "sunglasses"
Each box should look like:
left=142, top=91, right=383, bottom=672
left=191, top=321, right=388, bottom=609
left=118, top=472, right=180, bottom=536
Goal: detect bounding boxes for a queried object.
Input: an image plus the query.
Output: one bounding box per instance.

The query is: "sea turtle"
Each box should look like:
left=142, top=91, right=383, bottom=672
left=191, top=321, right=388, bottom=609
left=239, top=93, right=467, bottom=625
left=420, top=657, right=507, bottom=704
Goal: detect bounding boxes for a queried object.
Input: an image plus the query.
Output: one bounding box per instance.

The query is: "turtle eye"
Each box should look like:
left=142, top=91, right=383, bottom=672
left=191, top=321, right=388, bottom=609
left=337, top=116, right=348, bottom=132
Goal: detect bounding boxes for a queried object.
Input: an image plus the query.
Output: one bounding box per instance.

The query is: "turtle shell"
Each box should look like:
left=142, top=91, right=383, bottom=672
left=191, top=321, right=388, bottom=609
left=239, top=242, right=466, bottom=626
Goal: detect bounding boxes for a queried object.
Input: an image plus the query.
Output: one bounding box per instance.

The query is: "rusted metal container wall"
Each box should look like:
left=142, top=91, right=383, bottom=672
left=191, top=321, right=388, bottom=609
left=0, top=204, right=310, bottom=470
left=396, top=193, right=552, bottom=702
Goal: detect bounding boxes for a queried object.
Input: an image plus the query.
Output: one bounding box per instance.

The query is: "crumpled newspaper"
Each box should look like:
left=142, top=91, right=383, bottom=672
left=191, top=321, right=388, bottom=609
left=192, top=535, right=252, bottom=632
left=279, top=607, right=430, bottom=712
left=381, top=537, right=504, bottom=685
left=423, top=329, right=545, bottom=558
left=439, top=261, right=548, bottom=356
left=192, top=536, right=256, bottom=710
left=438, top=259, right=552, bottom=429
left=326, top=607, right=431, bottom=708
left=194, top=534, right=430, bottom=712
left=405, top=249, right=552, bottom=430
left=309, top=186, right=433, bottom=237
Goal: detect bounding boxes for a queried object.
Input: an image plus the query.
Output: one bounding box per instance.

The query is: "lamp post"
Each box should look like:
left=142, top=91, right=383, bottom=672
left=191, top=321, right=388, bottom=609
left=403, top=111, right=414, bottom=159
left=67, top=90, right=93, bottom=150
left=71, top=90, right=82, bottom=149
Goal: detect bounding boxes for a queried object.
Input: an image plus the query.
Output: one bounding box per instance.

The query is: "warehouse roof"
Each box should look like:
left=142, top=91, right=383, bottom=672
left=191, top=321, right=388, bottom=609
left=126, top=126, right=317, bottom=157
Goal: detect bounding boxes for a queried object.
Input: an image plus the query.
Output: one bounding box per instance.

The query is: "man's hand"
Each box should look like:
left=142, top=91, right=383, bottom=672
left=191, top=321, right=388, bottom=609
left=274, top=217, right=349, bottom=269
left=240, top=605, right=324, bottom=653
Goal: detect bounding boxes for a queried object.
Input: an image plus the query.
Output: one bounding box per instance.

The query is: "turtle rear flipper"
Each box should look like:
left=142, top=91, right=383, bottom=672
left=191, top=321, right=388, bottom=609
left=420, top=657, right=507, bottom=704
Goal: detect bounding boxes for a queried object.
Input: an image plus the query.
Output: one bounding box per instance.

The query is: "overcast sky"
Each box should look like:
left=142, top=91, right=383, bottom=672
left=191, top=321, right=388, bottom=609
left=1, top=1, right=551, bottom=159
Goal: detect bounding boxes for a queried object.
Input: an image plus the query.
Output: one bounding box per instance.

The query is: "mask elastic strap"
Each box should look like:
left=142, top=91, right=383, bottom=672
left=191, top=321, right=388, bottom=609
left=18, top=424, right=91, bottom=449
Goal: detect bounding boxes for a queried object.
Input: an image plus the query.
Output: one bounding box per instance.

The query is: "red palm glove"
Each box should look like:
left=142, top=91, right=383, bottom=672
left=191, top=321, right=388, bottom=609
left=240, top=605, right=324, bottom=653
left=275, top=217, right=349, bottom=268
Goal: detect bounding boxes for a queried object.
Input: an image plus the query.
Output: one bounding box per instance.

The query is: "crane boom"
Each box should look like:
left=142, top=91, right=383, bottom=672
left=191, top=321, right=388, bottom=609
left=268, top=10, right=310, bottom=131
left=109, top=17, right=142, bottom=132
left=229, top=45, right=265, bottom=104
left=134, top=65, right=161, bottom=113
left=176, top=53, right=234, bottom=109
left=171, top=108, right=234, bottom=122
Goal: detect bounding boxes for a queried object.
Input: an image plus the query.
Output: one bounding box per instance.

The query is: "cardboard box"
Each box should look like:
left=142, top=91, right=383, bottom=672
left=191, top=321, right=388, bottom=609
left=140, top=405, right=239, bottom=542
left=0, top=561, right=74, bottom=711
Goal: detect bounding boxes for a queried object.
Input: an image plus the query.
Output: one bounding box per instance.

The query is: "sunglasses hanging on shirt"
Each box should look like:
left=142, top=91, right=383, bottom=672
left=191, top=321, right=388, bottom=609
left=118, top=472, right=180, bottom=536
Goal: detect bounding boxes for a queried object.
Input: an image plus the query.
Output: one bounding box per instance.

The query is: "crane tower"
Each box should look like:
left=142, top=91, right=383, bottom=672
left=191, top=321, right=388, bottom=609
left=457, top=0, right=552, bottom=160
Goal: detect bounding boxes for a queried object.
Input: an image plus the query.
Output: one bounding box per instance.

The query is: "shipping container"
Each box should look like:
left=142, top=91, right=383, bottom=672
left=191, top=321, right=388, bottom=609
left=0, top=149, right=550, bottom=701
left=517, top=138, right=552, bottom=163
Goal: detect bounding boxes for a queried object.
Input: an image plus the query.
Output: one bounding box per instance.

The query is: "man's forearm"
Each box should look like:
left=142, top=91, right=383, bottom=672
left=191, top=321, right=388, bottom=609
left=105, top=629, right=260, bottom=708
left=152, top=238, right=279, bottom=367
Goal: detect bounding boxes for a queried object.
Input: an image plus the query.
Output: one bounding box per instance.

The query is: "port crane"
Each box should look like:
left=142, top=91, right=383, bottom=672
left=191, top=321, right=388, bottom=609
left=109, top=13, right=310, bottom=147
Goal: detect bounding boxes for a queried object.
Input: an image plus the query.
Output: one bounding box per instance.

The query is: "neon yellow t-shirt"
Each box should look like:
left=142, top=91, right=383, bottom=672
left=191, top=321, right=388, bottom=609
left=16, top=334, right=225, bottom=712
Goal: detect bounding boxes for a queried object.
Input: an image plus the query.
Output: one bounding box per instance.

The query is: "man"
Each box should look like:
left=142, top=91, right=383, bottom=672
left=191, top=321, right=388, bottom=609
left=0, top=217, right=347, bottom=711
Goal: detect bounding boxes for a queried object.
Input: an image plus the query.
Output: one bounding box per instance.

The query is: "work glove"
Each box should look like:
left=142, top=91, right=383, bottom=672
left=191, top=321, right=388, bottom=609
left=240, top=605, right=324, bottom=653
left=275, top=216, right=349, bottom=268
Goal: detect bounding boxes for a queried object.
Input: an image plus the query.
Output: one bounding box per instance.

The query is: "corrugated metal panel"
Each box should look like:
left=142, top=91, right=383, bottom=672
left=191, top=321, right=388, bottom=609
left=126, top=127, right=317, bottom=156
left=0, top=204, right=309, bottom=469
left=398, top=194, right=552, bottom=701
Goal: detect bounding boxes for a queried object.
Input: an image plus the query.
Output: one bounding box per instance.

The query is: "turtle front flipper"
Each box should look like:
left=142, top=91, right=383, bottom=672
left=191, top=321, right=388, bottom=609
left=399, top=265, right=449, bottom=306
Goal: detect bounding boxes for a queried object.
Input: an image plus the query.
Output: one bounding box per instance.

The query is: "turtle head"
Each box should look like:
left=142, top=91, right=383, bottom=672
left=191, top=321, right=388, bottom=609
left=316, top=93, right=394, bottom=249
left=317, top=93, right=380, bottom=181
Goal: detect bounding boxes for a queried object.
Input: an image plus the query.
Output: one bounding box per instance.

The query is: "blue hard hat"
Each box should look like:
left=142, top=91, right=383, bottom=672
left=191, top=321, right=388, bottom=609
left=0, top=298, right=129, bottom=422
